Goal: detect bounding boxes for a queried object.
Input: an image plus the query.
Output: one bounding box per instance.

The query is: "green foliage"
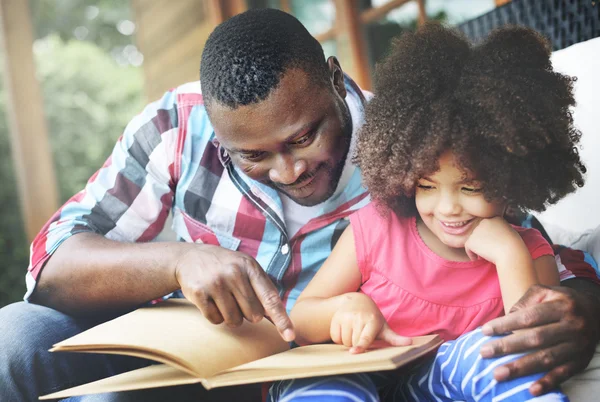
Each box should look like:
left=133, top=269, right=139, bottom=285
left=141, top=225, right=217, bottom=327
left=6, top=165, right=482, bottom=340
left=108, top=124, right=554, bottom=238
left=0, top=35, right=143, bottom=307
left=36, top=36, right=143, bottom=199
left=31, top=0, right=134, bottom=54
left=366, top=11, right=448, bottom=68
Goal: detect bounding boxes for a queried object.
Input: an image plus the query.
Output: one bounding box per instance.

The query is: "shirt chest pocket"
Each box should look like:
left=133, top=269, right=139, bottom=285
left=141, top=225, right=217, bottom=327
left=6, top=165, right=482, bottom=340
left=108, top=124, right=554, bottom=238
left=175, top=209, right=241, bottom=251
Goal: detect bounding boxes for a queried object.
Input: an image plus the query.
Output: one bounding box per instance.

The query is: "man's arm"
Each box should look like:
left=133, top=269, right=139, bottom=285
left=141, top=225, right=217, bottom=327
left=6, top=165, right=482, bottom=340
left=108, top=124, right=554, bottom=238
left=31, top=232, right=186, bottom=314
left=26, top=91, right=181, bottom=308
left=480, top=280, right=600, bottom=396
left=27, top=91, right=294, bottom=341
left=32, top=232, right=295, bottom=341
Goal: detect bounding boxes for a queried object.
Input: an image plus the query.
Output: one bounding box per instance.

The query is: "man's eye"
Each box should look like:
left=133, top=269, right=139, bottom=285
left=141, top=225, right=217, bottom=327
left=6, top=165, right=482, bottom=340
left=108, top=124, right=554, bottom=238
left=239, top=151, right=265, bottom=161
left=292, top=132, right=314, bottom=146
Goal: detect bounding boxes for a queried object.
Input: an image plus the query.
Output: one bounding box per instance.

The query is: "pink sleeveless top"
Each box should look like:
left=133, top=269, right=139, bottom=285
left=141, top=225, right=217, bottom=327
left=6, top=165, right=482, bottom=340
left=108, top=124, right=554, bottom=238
left=350, top=202, right=553, bottom=341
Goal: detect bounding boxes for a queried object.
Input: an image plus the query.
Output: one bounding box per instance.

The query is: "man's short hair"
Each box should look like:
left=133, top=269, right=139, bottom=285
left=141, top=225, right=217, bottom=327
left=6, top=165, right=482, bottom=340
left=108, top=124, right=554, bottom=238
left=200, top=8, right=329, bottom=109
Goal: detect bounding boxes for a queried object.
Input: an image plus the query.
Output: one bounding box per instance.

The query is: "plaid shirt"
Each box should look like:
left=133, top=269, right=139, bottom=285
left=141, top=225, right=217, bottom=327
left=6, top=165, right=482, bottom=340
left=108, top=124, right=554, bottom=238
left=26, top=76, right=371, bottom=312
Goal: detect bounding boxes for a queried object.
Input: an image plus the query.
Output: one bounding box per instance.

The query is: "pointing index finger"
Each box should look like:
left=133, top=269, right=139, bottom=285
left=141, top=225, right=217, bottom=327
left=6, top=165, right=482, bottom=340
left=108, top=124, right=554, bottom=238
left=247, top=266, right=295, bottom=342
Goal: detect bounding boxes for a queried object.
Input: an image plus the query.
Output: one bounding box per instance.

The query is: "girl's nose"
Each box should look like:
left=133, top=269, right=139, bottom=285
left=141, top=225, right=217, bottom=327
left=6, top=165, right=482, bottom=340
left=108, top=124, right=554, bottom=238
left=436, top=192, right=461, bottom=216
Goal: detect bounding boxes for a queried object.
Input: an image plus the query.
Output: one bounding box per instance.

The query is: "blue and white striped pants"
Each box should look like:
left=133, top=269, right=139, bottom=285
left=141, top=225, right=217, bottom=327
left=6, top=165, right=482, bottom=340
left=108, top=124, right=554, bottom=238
left=268, top=328, right=569, bottom=402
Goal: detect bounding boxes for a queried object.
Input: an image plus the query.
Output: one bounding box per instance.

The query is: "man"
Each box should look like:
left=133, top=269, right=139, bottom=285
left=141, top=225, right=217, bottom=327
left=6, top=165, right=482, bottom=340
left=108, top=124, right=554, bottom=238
left=0, top=8, right=598, bottom=402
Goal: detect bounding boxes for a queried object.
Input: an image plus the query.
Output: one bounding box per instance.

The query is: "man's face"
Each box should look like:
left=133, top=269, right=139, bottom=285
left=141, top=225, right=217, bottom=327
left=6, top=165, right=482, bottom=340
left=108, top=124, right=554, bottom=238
left=208, top=60, right=352, bottom=206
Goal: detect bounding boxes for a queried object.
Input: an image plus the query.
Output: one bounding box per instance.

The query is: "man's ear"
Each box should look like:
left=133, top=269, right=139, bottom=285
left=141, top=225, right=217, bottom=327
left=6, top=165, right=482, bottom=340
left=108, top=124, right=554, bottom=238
left=327, top=56, right=346, bottom=99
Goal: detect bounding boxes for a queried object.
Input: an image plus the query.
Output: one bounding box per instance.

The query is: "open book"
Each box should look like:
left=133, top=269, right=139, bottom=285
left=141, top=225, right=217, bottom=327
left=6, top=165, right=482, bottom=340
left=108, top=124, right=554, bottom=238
left=41, top=299, right=443, bottom=400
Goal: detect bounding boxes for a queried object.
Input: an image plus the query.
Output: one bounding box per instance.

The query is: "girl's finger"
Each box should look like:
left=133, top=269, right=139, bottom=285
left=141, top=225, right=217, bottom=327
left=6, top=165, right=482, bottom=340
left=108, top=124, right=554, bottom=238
left=350, top=320, right=379, bottom=354
left=351, top=319, right=366, bottom=348
left=341, top=320, right=353, bottom=347
left=378, top=324, right=413, bottom=346
left=330, top=320, right=342, bottom=345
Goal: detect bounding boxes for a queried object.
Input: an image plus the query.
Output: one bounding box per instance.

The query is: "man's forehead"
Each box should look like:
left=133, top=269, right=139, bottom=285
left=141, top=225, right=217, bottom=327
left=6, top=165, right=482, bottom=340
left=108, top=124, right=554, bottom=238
left=210, top=68, right=329, bottom=114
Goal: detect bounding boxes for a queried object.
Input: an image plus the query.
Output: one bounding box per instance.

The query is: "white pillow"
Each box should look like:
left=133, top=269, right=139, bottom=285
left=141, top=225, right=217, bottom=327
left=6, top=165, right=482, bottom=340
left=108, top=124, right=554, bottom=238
left=534, top=37, right=600, bottom=244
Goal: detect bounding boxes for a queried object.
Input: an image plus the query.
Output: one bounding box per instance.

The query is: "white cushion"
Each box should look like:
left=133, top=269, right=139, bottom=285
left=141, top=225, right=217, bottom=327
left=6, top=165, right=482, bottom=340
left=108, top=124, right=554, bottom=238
left=534, top=37, right=600, bottom=245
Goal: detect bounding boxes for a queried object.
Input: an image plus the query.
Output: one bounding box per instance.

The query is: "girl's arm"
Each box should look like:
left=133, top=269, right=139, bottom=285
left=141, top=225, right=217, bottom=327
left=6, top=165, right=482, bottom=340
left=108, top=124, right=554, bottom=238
left=290, top=225, right=363, bottom=345
left=292, top=223, right=412, bottom=350
left=495, top=237, right=560, bottom=311
left=465, top=217, right=555, bottom=312
left=494, top=245, right=538, bottom=313
left=532, top=255, right=560, bottom=287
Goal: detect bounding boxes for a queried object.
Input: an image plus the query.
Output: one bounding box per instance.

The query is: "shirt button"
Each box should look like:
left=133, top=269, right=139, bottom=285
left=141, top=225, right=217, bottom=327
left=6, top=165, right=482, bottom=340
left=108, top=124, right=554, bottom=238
left=281, top=244, right=289, bottom=255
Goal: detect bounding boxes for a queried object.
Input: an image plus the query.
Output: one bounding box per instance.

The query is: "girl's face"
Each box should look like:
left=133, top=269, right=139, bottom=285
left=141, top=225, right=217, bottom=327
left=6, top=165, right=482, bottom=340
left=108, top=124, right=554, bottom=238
left=415, top=151, right=506, bottom=251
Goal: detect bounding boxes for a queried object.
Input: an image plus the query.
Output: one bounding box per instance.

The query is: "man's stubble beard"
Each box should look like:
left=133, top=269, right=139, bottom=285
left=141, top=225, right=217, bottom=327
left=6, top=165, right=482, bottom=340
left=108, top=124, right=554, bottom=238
left=318, top=100, right=353, bottom=202
left=285, top=99, right=353, bottom=206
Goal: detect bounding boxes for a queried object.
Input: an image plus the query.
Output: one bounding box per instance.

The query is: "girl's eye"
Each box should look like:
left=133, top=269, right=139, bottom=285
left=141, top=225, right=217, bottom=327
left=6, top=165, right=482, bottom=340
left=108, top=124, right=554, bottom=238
left=417, top=184, right=434, bottom=190
left=238, top=151, right=265, bottom=162
left=462, top=187, right=482, bottom=194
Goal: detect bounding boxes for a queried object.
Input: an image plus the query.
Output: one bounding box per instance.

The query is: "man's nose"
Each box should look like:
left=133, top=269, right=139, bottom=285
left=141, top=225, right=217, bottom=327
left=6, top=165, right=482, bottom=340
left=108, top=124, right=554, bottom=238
left=269, top=153, right=307, bottom=185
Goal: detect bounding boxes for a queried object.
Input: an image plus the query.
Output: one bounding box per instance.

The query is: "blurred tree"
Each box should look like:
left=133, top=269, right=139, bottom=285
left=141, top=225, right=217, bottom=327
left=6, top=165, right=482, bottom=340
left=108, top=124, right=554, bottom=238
left=35, top=36, right=143, bottom=199
left=0, top=1, right=143, bottom=307
left=31, top=0, right=134, bottom=54
left=365, top=10, right=448, bottom=69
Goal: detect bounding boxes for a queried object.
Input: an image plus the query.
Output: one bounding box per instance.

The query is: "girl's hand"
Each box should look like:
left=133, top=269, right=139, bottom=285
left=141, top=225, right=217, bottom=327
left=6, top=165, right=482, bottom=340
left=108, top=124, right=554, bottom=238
left=464, top=217, right=524, bottom=263
left=330, top=293, right=412, bottom=354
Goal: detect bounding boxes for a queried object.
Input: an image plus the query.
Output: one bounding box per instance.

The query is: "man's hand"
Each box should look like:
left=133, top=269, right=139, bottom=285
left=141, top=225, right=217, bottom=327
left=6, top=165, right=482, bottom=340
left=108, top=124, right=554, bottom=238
left=330, top=293, right=412, bottom=354
left=174, top=244, right=295, bottom=342
left=480, top=284, right=600, bottom=396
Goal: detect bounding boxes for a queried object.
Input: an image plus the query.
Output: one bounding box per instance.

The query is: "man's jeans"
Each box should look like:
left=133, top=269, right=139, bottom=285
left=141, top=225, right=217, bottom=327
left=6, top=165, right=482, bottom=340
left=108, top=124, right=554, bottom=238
left=0, top=302, right=261, bottom=402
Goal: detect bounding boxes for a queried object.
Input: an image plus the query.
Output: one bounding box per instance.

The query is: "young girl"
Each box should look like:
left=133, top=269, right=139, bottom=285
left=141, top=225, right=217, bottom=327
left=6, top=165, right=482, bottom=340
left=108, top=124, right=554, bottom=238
left=269, top=24, right=585, bottom=402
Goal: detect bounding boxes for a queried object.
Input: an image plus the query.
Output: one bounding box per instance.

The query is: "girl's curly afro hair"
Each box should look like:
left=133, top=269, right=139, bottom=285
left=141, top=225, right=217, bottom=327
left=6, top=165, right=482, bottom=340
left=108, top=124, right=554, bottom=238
left=354, top=23, right=585, bottom=216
